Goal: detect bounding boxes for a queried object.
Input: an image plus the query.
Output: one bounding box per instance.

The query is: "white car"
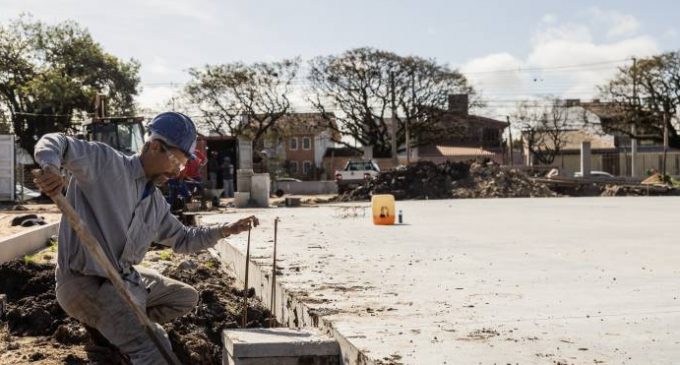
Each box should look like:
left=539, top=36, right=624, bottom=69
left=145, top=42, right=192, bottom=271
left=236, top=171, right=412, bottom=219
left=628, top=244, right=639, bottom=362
left=335, top=160, right=380, bottom=193
left=272, top=177, right=303, bottom=197
left=573, top=170, right=615, bottom=179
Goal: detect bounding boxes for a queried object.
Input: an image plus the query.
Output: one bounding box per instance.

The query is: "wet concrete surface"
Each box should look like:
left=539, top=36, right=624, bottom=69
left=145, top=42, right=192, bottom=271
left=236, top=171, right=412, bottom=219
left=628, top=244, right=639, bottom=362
left=203, top=197, right=680, bottom=365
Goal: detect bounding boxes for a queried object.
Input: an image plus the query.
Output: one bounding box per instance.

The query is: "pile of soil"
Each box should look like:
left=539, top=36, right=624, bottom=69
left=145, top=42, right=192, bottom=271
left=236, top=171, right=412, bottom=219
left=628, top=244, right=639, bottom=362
left=451, top=161, right=557, bottom=198
left=0, top=250, right=270, bottom=365
left=162, top=252, right=271, bottom=365
left=599, top=184, right=679, bottom=197
left=338, top=160, right=470, bottom=201
left=338, top=159, right=556, bottom=201
left=0, top=260, right=83, bottom=339
left=0, top=258, right=89, bottom=364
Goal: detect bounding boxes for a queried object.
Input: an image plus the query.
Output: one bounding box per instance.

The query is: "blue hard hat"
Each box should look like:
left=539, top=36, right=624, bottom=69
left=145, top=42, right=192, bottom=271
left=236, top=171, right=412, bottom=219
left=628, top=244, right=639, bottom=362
left=147, top=112, right=197, bottom=159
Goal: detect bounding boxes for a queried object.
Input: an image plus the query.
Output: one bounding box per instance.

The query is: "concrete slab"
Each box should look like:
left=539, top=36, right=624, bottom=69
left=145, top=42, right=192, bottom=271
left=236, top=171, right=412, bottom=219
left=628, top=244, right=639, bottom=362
left=203, top=197, right=680, bottom=365
left=0, top=222, right=58, bottom=264
left=223, top=328, right=340, bottom=358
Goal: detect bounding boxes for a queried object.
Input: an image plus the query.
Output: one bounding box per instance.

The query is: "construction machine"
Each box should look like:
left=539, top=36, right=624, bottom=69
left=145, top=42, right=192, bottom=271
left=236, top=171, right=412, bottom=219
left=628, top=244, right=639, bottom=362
left=82, top=116, right=146, bottom=155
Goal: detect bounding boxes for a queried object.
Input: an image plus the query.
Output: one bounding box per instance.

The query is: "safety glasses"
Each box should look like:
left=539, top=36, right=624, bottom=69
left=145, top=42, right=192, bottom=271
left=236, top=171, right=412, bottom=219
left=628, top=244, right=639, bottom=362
left=157, top=140, right=187, bottom=171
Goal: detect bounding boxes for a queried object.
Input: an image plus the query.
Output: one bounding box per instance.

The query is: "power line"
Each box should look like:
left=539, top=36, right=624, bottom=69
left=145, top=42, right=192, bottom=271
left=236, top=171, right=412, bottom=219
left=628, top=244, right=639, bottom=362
left=460, top=58, right=631, bottom=75
left=139, top=59, right=631, bottom=88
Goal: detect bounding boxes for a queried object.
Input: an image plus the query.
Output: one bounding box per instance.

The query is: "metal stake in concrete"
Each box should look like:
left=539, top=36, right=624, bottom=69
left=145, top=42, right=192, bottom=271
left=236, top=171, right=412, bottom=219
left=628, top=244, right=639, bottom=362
left=242, top=227, right=252, bottom=328
left=269, top=217, right=280, bottom=327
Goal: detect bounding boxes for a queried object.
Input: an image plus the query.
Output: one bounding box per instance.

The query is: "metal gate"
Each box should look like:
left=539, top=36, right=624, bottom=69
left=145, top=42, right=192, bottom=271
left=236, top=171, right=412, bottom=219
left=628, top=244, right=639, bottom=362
left=0, top=135, right=15, bottom=201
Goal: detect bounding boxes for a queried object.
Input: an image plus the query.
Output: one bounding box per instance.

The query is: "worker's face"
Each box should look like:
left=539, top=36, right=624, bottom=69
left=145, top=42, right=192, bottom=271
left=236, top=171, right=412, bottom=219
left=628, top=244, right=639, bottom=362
left=148, top=140, right=189, bottom=185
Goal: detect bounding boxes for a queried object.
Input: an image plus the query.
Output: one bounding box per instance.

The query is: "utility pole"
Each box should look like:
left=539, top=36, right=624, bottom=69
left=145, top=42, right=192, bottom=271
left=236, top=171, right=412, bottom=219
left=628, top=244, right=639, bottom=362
left=631, top=57, right=638, bottom=177
left=407, top=72, right=416, bottom=165
left=94, top=94, right=107, bottom=119
left=390, top=71, right=398, bottom=166
left=662, top=112, right=668, bottom=178
left=506, top=116, right=514, bottom=166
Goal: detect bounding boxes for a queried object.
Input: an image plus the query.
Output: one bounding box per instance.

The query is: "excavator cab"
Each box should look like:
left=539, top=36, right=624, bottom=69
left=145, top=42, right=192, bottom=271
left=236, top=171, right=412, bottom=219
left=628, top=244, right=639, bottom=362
left=84, top=117, right=146, bottom=155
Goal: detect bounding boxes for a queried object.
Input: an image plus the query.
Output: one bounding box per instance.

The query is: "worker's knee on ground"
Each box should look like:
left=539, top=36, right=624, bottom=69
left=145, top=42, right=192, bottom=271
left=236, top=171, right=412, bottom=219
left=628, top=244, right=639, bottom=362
left=116, top=323, right=172, bottom=365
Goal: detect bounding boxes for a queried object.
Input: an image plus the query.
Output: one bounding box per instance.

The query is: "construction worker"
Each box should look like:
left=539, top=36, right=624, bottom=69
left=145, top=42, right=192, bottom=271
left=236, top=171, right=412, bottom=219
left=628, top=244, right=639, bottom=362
left=33, top=111, right=259, bottom=364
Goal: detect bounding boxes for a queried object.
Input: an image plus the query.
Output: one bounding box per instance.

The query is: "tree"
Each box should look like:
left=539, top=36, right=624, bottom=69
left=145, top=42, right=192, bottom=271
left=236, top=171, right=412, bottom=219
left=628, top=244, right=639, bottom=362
left=514, top=99, right=575, bottom=165
left=595, top=52, right=680, bottom=147
left=0, top=15, right=140, bottom=153
left=308, top=47, right=474, bottom=157
left=183, top=59, right=300, bottom=147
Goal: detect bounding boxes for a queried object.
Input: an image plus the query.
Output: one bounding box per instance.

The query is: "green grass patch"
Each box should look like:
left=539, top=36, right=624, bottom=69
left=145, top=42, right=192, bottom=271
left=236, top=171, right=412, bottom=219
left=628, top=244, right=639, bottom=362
left=158, top=249, right=173, bottom=261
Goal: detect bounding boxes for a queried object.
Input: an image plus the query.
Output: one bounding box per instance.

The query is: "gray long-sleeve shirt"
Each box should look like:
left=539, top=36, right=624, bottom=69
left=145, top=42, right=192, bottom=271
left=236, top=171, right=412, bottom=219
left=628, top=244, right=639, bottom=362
left=34, top=133, right=223, bottom=283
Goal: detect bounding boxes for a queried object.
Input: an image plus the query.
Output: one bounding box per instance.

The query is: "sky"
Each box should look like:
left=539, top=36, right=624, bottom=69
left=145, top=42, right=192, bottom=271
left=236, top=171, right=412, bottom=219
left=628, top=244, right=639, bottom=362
left=1, top=0, right=679, bottom=119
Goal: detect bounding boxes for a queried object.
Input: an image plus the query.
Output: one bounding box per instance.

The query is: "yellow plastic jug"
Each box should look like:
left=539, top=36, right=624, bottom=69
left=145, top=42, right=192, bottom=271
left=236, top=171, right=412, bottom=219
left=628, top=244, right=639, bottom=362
left=371, top=194, right=395, bottom=225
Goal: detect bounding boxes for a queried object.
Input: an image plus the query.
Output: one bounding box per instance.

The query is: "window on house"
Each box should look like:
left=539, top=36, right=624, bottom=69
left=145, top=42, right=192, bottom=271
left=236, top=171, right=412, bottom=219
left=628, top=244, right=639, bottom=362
left=302, top=137, right=311, bottom=150
left=303, top=160, right=312, bottom=175
left=289, top=161, right=299, bottom=174
left=289, top=137, right=298, bottom=150
left=482, top=128, right=500, bottom=146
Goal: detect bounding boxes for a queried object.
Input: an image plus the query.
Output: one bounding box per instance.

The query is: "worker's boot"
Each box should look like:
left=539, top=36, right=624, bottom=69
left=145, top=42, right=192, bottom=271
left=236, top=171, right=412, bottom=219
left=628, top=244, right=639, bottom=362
left=83, top=325, right=131, bottom=365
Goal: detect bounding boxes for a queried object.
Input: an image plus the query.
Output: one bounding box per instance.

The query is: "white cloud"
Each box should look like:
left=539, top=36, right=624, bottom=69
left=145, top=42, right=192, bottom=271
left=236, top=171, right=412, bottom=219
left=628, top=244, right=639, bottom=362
left=147, top=57, right=173, bottom=76
left=587, top=7, right=641, bottom=38
left=137, top=85, right=181, bottom=111
left=462, top=11, right=658, bottom=118
left=532, top=23, right=592, bottom=45
left=461, top=53, right=526, bottom=96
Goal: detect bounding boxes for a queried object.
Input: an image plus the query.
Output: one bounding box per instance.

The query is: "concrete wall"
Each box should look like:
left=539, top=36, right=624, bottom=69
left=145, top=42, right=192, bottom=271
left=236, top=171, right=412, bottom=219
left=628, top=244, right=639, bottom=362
left=0, top=135, right=15, bottom=201
left=0, top=222, right=59, bottom=264
left=538, top=151, right=680, bottom=177
left=619, top=151, right=680, bottom=177
left=274, top=180, right=338, bottom=195
left=549, top=154, right=605, bottom=176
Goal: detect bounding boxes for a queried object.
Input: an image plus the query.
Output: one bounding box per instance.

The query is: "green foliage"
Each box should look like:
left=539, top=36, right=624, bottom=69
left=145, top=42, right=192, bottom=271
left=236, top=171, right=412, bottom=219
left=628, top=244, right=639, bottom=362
left=0, top=15, right=140, bottom=153
left=597, top=51, right=680, bottom=148
left=158, top=249, right=173, bottom=261
left=23, top=253, right=38, bottom=265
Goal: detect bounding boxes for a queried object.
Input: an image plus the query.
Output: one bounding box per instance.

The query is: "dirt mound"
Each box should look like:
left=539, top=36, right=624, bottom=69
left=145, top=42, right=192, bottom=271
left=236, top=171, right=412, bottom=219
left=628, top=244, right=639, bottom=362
left=1, top=251, right=270, bottom=365
left=0, top=259, right=79, bottom=338
left=0, top=260, right=55, bottom=301
left=451, top=161, right=557, bottom=198
left=339, top=160, right=470, bottom=201
left=600, top=184, right=679, bottom=197
left=339, top=160, right=556, bottom=200
left=163, top=252, right=271, bottom=365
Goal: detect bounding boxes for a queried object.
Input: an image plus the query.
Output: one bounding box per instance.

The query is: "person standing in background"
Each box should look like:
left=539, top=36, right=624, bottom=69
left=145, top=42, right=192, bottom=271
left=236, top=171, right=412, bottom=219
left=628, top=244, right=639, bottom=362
left=207, top=150, right=220, bottom=190
left=221, top=156, right=234, bottom=198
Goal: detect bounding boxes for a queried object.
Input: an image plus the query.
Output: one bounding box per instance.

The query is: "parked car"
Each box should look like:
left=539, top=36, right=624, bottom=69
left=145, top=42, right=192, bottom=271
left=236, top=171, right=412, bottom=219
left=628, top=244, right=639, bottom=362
left=335, top=160, right=380, bottom=194
left=573, top=170, right=615, bottom=179
left=272, top=177, right=303, bottom=197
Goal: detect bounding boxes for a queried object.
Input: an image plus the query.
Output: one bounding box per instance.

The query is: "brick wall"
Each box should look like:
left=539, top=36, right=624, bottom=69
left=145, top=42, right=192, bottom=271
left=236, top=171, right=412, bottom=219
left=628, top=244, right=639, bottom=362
left=285, top=134, right=315, bottom=178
